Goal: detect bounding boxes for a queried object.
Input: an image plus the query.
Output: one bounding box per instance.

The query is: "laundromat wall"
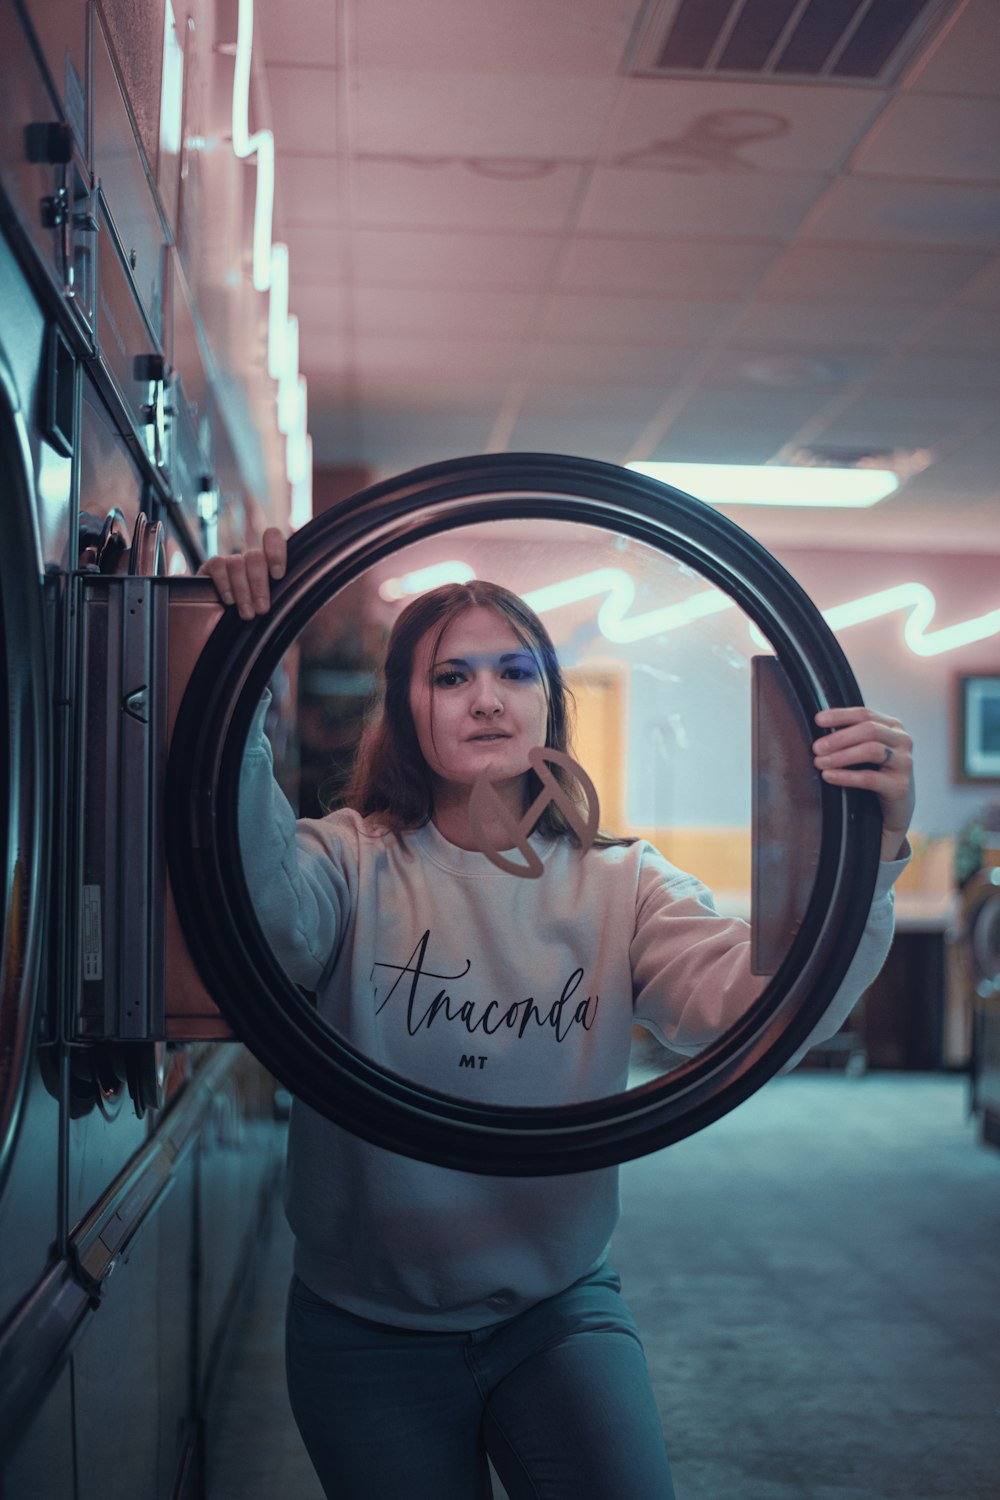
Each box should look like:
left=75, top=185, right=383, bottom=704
left=0, top=2, right=293, bottom=1496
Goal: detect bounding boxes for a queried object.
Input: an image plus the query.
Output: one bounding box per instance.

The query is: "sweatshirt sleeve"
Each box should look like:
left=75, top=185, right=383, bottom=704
left=631, top=843, right=908, bottom=1066
left=238, top=696, right=352, bottom=990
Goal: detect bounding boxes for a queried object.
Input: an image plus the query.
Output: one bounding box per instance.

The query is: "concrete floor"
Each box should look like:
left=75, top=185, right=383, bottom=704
left=206, top=1074, right=1000, bottom=1500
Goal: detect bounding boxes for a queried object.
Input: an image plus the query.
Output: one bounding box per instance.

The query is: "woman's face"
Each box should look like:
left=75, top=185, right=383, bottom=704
left=409, top=605, right=550, bottom=796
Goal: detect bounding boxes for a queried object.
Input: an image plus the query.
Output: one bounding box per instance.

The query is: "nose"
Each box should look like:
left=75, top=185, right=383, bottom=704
left=471, top=673, right=503, bottom=717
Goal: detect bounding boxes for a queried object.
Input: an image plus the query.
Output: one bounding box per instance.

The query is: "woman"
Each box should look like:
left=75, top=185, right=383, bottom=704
left=204, top=530, right=914, bottom=1500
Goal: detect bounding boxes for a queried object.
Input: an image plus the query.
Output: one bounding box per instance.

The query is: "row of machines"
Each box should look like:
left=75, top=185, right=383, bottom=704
left=0, top=2, right=295, bottom=1496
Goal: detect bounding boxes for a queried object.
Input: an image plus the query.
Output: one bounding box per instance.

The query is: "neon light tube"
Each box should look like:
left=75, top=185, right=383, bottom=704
left=232, top=0, right=274, bottom=292
left=159, top=1, right=184, bottom=157
left=379, top=563, right=477, bottom=601
left=290, top=438, right=313, bottom=529
left=267, top=243, right=289, bottom=379
left=396, top=564, right=999, bottom=658
left=626, top=462, right=899, bottom=508
left=522, top=569, right=731, bottom=644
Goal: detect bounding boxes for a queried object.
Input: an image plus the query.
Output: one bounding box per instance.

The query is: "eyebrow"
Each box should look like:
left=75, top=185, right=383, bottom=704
left=432, top=651, right=537, bottom=670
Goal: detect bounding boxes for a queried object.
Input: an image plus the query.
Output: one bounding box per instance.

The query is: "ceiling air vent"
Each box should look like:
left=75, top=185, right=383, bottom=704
left=630, top=0, right=958, bottom=86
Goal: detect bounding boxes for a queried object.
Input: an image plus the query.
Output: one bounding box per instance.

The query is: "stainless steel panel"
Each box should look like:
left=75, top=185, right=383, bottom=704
left=0, top=237, right=75, bottom=570
left=79, top=375, right=143, bottom=537
left=154, top=1152, right=197, bottom=1500
left=16, top=0, right=88, bottom=158
left=92, top=8, right=166, bottom=347
left=0, top=4, right=94, bottom=323
left=77, top=577, right=167, bottom=1041
left=71, top=1220, right=163, bottom=1500
left=97, top=0, right=165, bottom=175
left=0, top=1361, right=75, bottom=1498
left=94, top=196, right=168, bottom=470
left=0, top=1057, right=61, bottom=1330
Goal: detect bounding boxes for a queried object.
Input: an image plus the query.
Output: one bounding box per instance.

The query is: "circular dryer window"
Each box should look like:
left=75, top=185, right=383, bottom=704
left=167, top=454, right=882, bottom=1174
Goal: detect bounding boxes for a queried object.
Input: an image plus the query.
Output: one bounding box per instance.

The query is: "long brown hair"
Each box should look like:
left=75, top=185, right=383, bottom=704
left=342, top=580, right=627, bottom=846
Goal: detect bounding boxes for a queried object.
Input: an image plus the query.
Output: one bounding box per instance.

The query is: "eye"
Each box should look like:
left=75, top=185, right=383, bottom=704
left=433, top=669, right=466, bottom=688
left=502, top=658, right=540, bottom=682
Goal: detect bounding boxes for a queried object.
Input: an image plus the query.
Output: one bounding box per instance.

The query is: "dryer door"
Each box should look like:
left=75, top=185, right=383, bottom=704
left=167, top=454, right=882, bottom=1175
left=0, top=382, right=49, bottom=1195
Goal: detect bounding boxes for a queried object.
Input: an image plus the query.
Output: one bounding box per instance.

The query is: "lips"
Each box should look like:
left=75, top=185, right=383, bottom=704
left=467, top=732, right=512, bottom=741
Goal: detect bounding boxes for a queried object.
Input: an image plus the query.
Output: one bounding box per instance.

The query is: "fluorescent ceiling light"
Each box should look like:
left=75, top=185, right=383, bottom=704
left=625, top=462, right=899, bottom=508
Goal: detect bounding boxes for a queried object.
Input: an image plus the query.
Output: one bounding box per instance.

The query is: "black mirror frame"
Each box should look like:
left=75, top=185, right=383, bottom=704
left=166, top=454, right=882, bottom=1175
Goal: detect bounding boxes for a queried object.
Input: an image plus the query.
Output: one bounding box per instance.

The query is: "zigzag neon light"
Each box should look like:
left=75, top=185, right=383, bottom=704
left=388, top=564, right=1000, bottom=658
left=523, top=570, right=732, bottom=643
left=232, top=0, right=274, bottom=292
left=528, top=571, right=1000, bottom=657
left=822, top=584, right=1000, bottom=657
left=232, top=0, right=310, bottom=524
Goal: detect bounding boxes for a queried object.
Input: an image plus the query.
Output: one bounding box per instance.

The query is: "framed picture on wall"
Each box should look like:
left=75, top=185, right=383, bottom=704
left=955, top=675, right=1000, bottom=782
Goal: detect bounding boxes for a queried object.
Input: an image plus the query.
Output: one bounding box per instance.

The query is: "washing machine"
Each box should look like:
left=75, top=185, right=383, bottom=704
left=0, top=3, right=286, bottom=1494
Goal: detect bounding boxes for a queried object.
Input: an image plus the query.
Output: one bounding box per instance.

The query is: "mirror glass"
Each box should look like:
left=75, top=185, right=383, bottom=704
left=238, top=517, right=822, bottom=1103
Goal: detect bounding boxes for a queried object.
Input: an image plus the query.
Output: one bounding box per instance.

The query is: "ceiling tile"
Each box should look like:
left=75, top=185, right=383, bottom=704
left=352, top=157, right=587, bottom=231
left=851, top=95, right=1000, bottom=182
left=290, top=283, right=350, bottom=331
left=298, top=325, right=355, bottom=377
left=354, top=0, right=638, bottom=76
left=809, top=392, right=998, bottom=449
left=954, top=256, right=1000, bottom=307
left=518, top=381, right=672, bottom=419
left=756, top=244, right=990, bottom=305
left=258, top=0, right=338, bottom=67
left=576, top=166, right=828, bottom=238
left=357, top=410, right=499, bottom=472
left=914, top=302, right=1000, bottom=353
left=902, top=428, right=1000, bottom=491
left=557, top=235, right=783, bottom=298
left=353, top=334, right=526, bottom=383
left=669, top=388, right=827, bottom=432
left=281, top=223, right=351, bottom=283
left=730, top=301, right=927, bottom=350
left=275, top=156, right=342, bottom=230
left=805, top=175, right=1000, bottom=250
left=698, top=348, right=878, bottom=392
left=352, top=70, right=621, bottom=157
left=348, top=228, right=563, bottom=289
left=503, top=416, right=639, bottom=463
left=874, top=353, right=1000, bottom=395
left=350, top=285, right=541, bottom=339
left=541, top=293, right=737, bottom=345
left=644, top=426, right=790, bottom=465
left=266, top=67, right=338, bottom=152
left=603, top=77, right=886, bottom=174
left=529, top=341, right=700, bottom=386
left=907, top=0, right=1000, bottom=98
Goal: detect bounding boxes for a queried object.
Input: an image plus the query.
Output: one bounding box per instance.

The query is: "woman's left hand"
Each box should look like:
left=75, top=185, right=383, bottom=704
left=813, top=707, right=914, bottom=861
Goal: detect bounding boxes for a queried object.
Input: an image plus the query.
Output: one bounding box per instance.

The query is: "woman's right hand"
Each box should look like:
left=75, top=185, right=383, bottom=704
left=197, top=526, right=287, bottom=619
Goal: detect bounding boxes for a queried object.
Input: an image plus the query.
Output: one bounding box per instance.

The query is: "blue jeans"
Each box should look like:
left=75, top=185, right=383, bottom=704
left=285, top=1264, right=676, bottom=1499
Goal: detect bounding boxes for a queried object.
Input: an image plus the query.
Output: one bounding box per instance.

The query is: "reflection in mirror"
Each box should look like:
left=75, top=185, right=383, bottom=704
left=239, top=518, right=823, bottom=1104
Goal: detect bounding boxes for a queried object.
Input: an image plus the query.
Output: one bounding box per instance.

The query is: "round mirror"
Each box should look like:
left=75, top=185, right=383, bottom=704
left=167, top=454, right=881, bottom=1173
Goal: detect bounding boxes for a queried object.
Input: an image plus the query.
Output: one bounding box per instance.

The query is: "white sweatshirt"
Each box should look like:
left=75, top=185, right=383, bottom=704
left=239, top=727, right=906, bottom=1330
